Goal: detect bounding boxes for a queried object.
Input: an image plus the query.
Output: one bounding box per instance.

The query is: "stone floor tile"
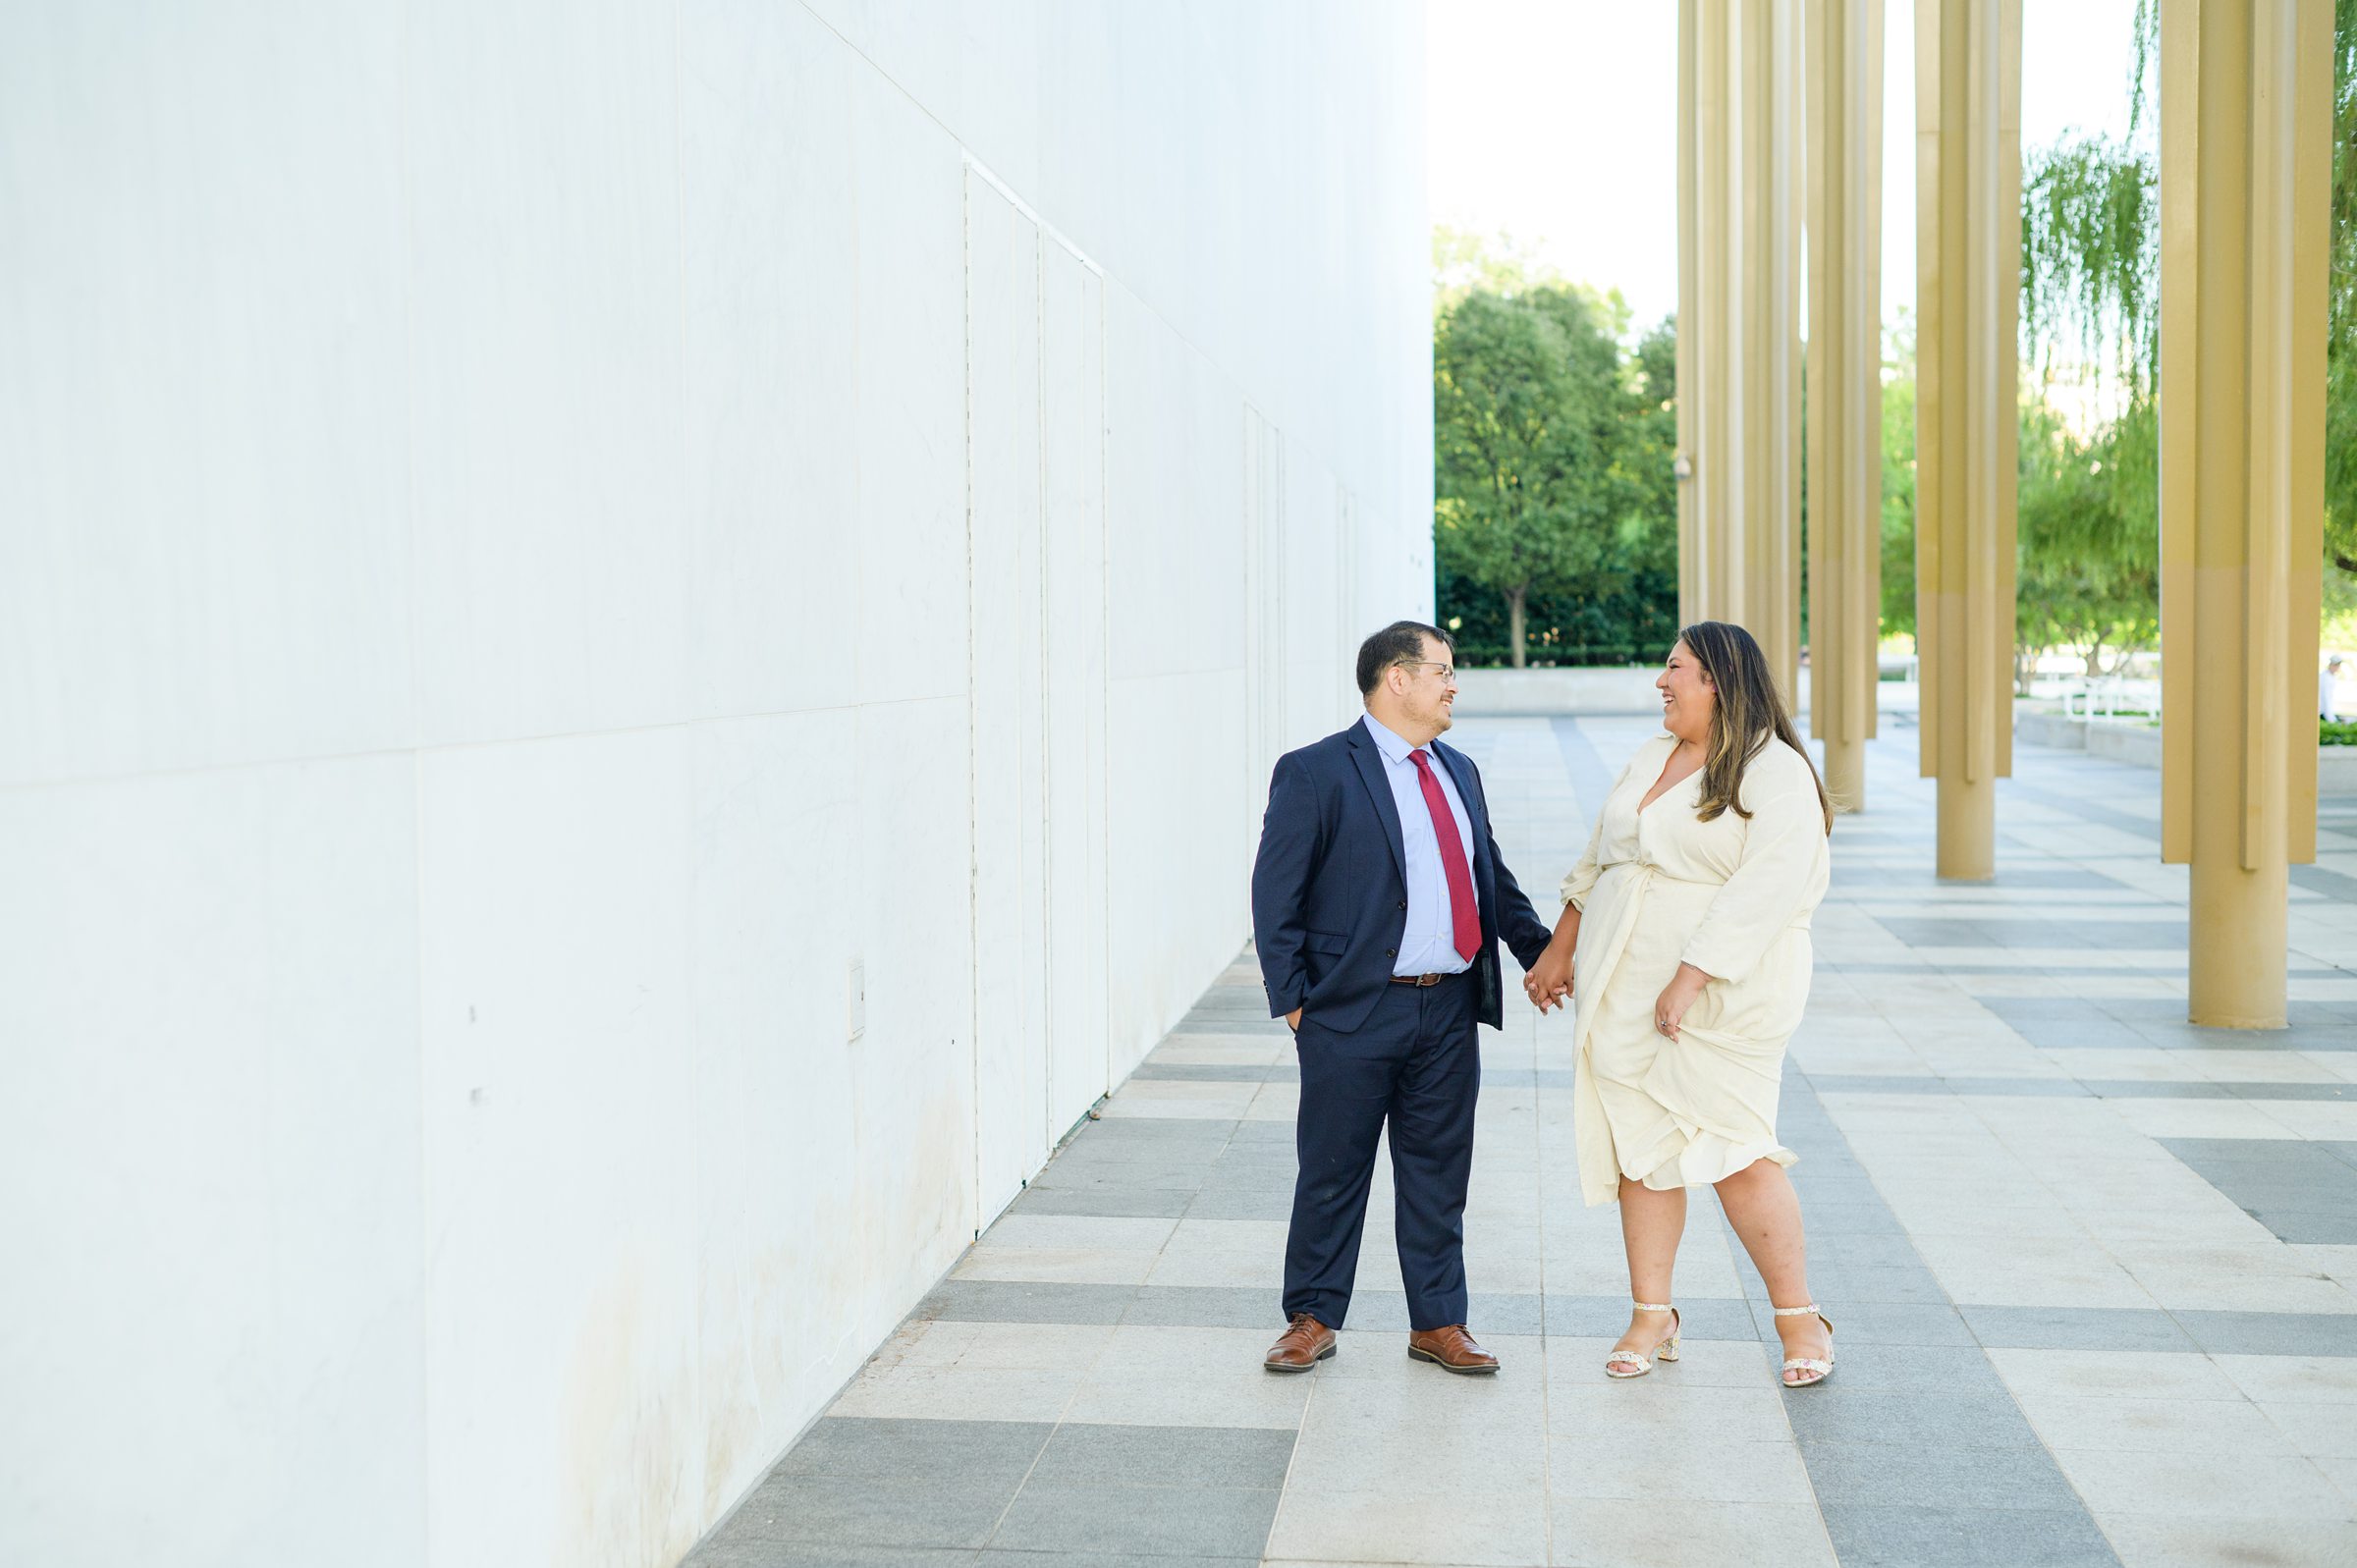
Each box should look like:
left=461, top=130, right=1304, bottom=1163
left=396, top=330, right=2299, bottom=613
left=987, top=1483, right=1281, bottom=1559
left=685, top=1543, right=981, bottom=1568
left=1549, top=1499, right=1836, bottom=1568
left=2212, top=1351, right=2357, bottom=1403
left=1544, top=1429, right=1816, bottom=1505
left=979, top=1215, right=1182, bottom=1251
left=1062, top=1325, right=1312, bottom=1430
left=1988, top=1347, right=2244, bottom=1402
left=731, top=1475, right=1017, bottom=1549
left=773, top=1417, right=1053, bottom=1482
left=1122, top=1284, right=1283, bottom=1328
left=1797, top=1438, right=2087, bottom=1511
left=1782, top=1388, right=2042, bottom=1451
left=2095, top=1513, right=2357, bottom=1568
left=1962, top=1305, right=2200, bottom=1353
left=2050, top=1445, right=2352, bottom=1519
left=1263, top=1485, right=1551, bottom=1567
left=1023, top=1422, right=1295, bottom=1489
left=2016, top=1391, right=2293, bottom=1455
left=954, top=1246, right=1163, bottom=1286
left=1543, top=1380, right=1793, bottom=1442
left=2256, top=1398, right=2357, bottom=1458
left=917, top=1279, right=1139, bottom=1326
left=1816, top=1504, right=2121, bottom=1568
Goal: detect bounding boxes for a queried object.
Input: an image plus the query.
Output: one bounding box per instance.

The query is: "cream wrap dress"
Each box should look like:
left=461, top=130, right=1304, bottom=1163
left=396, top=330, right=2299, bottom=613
left=1561, top=733, right=1830, bottom=1208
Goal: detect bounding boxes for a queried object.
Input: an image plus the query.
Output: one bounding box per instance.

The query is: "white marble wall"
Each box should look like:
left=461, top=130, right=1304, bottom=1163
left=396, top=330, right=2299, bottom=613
left=0, top=3, right=1429, bottom=1563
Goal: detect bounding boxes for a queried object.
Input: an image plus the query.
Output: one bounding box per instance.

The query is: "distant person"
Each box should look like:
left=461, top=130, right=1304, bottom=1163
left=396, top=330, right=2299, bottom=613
left=1521, top=622, right=1838, bottom=1387
left=1250, top=621, right=1555, bottom=1376
left=2324, top=655, right=2344, bottom=722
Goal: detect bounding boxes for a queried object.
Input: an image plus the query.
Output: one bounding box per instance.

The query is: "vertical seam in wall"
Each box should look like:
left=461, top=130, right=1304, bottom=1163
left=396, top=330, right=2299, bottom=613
left=393, top=0, right=430, bottom=1548
left=962, top=162, right=985, bottom=1239
left=1098, top=277, right=1115, bottom=1097
left=1035, top=228, right=1054, bottom=1153
left=667, top=0, right=714, bottom=1482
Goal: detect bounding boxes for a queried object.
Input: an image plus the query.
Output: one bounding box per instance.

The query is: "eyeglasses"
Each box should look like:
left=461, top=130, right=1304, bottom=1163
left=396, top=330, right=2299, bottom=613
left=1396, top=660, right=1457, bottom=682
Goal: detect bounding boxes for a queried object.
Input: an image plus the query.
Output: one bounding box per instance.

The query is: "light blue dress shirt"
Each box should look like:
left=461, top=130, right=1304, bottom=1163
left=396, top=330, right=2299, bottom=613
left=1361, top=713, right=1480, bottom=976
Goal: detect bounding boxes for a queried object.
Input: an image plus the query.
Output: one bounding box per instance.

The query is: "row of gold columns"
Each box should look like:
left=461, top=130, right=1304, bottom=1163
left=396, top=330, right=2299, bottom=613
left=1678, top=0, right=2329, bottom=1022
left=1676, top=0, right=1804, bottom=701
left=2158, top=0, right=2329, bottom=1026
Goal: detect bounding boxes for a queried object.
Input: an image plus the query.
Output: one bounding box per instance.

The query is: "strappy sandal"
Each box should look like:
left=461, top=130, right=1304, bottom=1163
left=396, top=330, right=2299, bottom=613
left=1604, top=1300, right=1680, bottom=1379
left=1774, top=1303, right=1836, bottom=1387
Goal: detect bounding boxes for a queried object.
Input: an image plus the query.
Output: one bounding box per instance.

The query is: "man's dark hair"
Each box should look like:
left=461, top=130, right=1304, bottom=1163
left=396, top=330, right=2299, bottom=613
left=1355, top=620, right=1454, bottom=697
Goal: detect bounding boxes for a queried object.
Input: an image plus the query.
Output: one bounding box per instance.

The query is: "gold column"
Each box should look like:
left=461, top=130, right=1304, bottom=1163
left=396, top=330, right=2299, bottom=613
left=2159, top=0, right=2330, bottom=1027
left=1805, top=0, right=1884, bottom=812
left=1914, top=0, right=2018, bottom=880
left=1678, top=0, right=1804, bottom=699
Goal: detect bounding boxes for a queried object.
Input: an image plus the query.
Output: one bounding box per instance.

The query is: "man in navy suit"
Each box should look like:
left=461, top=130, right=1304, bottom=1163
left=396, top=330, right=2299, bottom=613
left=1251, top=621, right=1554, bottom=1374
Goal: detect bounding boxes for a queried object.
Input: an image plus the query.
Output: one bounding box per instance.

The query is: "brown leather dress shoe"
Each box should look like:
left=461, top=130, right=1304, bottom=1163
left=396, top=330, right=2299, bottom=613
left=1407, top=1325, right=1501, bottom=1375
left=1264, top=1312, right=1337, bottom=1373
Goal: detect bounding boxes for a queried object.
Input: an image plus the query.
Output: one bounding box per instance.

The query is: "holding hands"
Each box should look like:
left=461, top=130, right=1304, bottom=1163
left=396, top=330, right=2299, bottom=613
left=1523, top=937, right=1574, bottom=1013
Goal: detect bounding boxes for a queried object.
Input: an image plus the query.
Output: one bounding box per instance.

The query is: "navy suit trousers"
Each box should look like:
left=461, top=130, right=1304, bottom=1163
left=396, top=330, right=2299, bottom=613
left=1284, top=973, right=1479, bottom=1332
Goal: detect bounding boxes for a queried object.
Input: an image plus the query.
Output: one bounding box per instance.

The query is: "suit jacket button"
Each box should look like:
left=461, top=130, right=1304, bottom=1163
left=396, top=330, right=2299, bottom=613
left=1386, top=947, right=1397, bottom=957
left=1397, top=900, right=1406, bottom=910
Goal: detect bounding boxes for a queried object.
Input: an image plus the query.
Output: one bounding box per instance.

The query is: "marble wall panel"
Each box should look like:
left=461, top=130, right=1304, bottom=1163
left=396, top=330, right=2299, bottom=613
left=0, top=756, right=422, bottom=1563
left=680, top=0, right=861, bottom=721
left=685, top=708, right=866, bottom=1520
left=850, top=68, right=968, bottom=707
left=966, top=176, right=1053, bottom=1219
left=1042, top=248, right=1113, bottom=1132
left=850, top=695, right=979, bottom=1290
left=416, top=728, right=702, bottom=1567
left=404, top=0, right=690, bottom=748
left=0, top=3, right=411, bottom=784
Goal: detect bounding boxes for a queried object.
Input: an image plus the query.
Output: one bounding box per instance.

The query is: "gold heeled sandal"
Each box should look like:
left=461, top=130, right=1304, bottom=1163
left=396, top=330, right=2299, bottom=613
left=1773, top=1303, right=1835, bottom=1387
left=1604, top=1300, right=1680, bottom=1379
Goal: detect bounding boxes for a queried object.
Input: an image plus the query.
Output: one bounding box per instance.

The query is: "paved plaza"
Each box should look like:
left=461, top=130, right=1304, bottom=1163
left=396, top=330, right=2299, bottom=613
left=691, top=716, right=2357, bottom=1568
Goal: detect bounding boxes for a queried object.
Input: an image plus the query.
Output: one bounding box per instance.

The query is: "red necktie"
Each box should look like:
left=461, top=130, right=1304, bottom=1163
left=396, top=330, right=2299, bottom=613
left=1409, top=750, right=1481, bottom=961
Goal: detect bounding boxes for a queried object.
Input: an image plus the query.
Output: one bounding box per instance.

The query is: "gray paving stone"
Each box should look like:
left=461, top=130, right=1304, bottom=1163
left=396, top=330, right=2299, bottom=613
left=1096, top=1551, right=1260, bottom=1568
left=918, top=1279, right=1138, bottom=1326
left=775, top=1418, right=1054, bottom=1482
left=1771, top=1300, right=1975, bottom=1347
left=733, top=1475, right=1016, bottom=1549
left=1798, top=1440, right=2087, bottom=1511
left=1124, top=1285, right=1282, bottom=1328
left=988, top=1483, right=1282, bottom=1558
left=1793, top=1341, right=2010, bottom=1396
left=685, top=1543, right=980, bottom=1568
left=1798, top=1262, right=1954, bottom=1305
left=1960, top=1305, right=2200, bottom=1353
left=1025, top=1424, right=1295, bottom=1489
left=1781, top=1390, right=2040, bottom=1451
left=2178, top=1309, right=2357, bottom=1357
left=1819, top=1504, right=2121, bottom=1567
left=1007, top=1186, right=1196, bottom=1218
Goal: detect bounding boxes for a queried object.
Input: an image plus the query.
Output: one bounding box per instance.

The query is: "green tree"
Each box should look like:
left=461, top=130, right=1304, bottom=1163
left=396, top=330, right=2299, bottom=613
left=1881, top=317, right=1918, bottom=640
left=1433, top=281, right=1644, bottom=667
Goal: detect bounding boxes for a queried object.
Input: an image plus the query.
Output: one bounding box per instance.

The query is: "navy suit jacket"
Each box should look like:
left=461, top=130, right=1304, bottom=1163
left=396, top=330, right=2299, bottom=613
left=1250, top=720, right=1555, bottom=1034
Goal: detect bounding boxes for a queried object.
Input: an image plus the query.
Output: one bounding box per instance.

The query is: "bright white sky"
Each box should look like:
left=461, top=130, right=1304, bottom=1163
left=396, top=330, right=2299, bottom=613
left=1426, top=0, right=2146, bottom=330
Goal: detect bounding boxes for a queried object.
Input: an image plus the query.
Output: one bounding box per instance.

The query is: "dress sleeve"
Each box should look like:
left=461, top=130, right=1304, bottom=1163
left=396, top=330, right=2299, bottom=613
left=1561, top=745, right=1650, bottom=911
left=1680, top=750, right=1828, bottom=982
left=1559, top=804, right=1608, bottom=911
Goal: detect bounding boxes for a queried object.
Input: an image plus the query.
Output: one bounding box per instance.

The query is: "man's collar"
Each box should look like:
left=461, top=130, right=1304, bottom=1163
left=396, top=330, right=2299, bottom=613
left=1360, top=711, right=1424, bottom=763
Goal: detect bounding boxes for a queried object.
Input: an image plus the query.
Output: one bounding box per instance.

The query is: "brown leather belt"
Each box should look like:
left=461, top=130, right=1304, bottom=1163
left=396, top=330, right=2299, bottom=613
left=1391, top=972, right=1456, bottom=987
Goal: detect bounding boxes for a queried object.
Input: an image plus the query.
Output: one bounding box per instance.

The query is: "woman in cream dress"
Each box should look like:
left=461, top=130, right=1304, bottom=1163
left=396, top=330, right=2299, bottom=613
left=1520, top=622, right=1836, bottom=1386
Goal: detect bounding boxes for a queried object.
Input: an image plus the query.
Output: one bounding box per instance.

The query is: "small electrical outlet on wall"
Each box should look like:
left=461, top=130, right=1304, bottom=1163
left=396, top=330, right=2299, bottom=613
left=848, top=959, right=866, bottom=1043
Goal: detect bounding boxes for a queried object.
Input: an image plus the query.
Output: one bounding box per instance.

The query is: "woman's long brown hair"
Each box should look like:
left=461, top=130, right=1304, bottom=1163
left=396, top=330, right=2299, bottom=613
left=1678, top=621, right=1834, bottom=834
